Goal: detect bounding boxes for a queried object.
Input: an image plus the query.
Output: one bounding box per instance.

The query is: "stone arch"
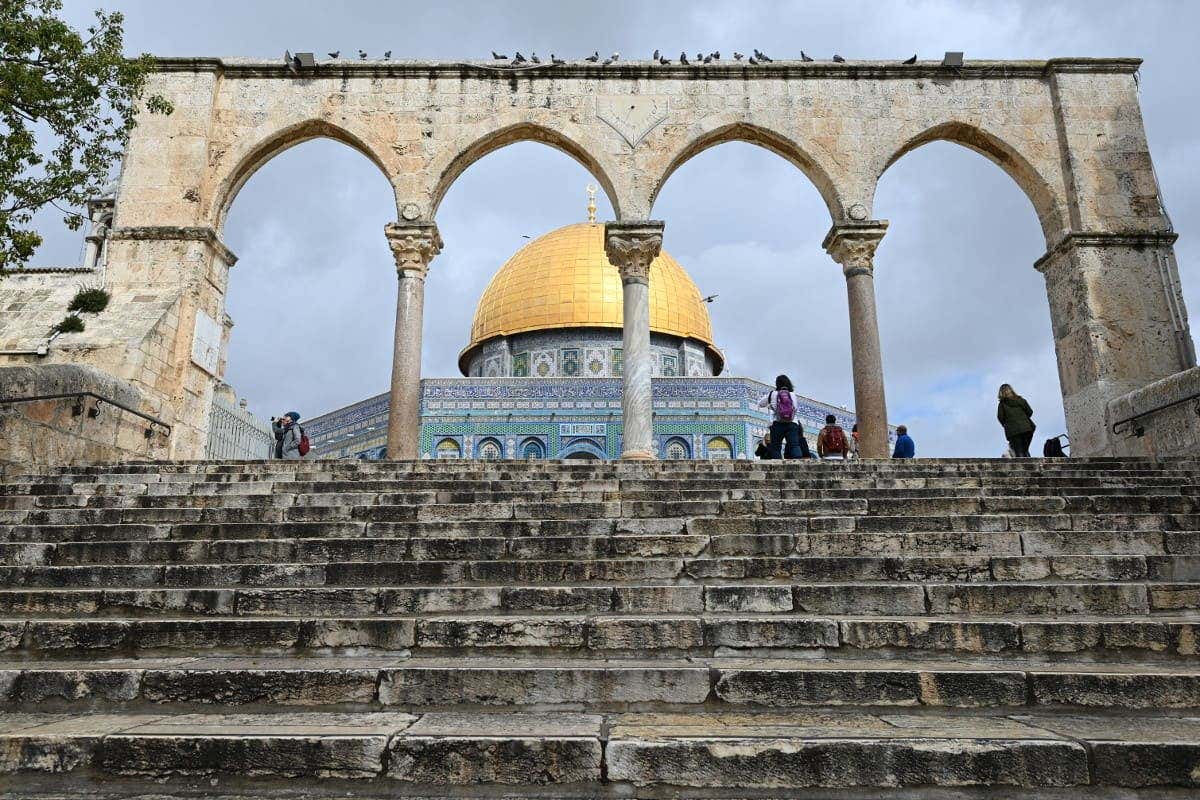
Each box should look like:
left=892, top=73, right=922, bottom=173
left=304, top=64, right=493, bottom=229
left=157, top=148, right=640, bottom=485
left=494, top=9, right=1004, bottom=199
left=209, top=119, right=396, bottom=230
left=429, top=117, right=626, bottom=219
left=662, top=436, right=691, bottom=460
left=476, top=437, right=503, bottom=460
left=648, top=119, right=846, bottom=223
left=873, top=121, right=1067, bottom=243
left=559, top=438, right=606, bottom=460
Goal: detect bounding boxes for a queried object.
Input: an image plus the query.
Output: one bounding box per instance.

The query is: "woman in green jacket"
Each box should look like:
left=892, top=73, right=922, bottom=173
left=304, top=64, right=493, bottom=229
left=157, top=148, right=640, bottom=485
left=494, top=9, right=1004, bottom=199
left=997, top=384, right=1035, bottom=457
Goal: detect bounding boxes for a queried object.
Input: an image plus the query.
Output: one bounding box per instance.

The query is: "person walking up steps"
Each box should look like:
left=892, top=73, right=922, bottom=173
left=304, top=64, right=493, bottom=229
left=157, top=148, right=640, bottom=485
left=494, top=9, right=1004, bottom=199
left=757, top=375, right=811, bottom=460
left=892, top=425, right=915, bottom=459
left=996, top=384, right=1035, bottom=458
left=817, top=414, right=851, bottom=460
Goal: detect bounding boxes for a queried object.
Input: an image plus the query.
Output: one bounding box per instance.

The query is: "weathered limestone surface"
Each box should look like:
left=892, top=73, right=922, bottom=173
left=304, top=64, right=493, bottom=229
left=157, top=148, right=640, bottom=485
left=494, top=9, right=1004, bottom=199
left=0, top=457, right=1199, bottom=797
left=2, top=57, right=1189, bottom=461
left=1108, top=365, right=1200, bottom=457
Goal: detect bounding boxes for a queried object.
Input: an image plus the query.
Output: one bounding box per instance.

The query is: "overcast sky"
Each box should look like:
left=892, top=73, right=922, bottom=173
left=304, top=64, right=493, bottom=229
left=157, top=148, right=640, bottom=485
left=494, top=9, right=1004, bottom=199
left=29, top=0, right=1200, bottom=456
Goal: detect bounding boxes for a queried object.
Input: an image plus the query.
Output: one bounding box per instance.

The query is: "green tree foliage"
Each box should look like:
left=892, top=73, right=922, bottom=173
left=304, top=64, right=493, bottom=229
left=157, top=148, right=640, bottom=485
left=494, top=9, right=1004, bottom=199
left=0, top=0, right=172, bottom=270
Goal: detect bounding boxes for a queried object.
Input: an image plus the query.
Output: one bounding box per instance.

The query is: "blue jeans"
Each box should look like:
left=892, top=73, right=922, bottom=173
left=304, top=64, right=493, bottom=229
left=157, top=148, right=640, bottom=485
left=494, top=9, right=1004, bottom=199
left=768, top=420, right=810, bottom=460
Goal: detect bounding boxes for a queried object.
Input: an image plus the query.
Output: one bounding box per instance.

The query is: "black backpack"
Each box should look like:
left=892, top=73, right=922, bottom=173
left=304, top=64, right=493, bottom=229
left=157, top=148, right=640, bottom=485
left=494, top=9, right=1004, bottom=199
left=1043, top=435, right=1068, bottom=458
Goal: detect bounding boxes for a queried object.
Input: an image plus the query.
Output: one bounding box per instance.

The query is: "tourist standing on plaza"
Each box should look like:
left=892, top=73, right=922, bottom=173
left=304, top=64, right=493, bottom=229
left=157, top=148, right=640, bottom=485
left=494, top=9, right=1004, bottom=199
left=850, top=423, right=860, bottom=459
left=758, top=375, right=810, bottom=459
left=817, top=414, right=851, bottom=459
left=997, top=384, right=1036, bottom=457
left=892, top=425, right=916, bottom=458
left=273, top=412, right=308, bottom=460
left=755, top=433, right=772, bottom=460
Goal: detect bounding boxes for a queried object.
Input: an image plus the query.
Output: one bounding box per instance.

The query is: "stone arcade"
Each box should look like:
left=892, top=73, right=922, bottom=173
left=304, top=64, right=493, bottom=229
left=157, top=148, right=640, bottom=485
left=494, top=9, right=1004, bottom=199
left=2, top=55, right=1196, bottom=462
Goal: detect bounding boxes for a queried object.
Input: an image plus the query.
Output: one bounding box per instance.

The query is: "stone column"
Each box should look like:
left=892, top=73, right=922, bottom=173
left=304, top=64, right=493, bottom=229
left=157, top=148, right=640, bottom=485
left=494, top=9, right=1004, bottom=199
left=384, top=221, right=442, bottom=460
left=823, top=221, right=890, bottom=459
left=604, top=221, right=664, bottom=460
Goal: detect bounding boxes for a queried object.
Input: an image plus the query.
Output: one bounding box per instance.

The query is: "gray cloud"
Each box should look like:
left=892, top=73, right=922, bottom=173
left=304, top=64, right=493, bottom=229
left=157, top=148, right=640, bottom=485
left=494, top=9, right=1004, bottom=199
left=27, top=0, right=1200, bottom=455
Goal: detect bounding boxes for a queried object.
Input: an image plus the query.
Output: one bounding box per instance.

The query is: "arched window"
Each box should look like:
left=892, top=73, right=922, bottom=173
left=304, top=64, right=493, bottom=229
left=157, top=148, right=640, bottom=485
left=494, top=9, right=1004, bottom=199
left=707, top=436, right=732, bottom=460
left=663, top=437, right=691, bottom=460
left=435, top=438, right=462, bottom=459
left=521, top=439, right=545, bottom=460
left=477, top=438, right=503, bottom=460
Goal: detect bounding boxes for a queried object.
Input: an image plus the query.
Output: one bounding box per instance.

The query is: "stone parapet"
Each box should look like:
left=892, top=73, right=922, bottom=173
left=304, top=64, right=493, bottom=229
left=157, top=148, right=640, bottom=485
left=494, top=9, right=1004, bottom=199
left=1107, top=366, right=1200, bottom=457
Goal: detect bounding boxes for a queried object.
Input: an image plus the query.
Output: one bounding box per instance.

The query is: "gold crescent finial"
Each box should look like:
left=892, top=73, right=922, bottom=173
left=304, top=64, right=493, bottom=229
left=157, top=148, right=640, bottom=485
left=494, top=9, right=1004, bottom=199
left=586, top=184, right=597, bottom=223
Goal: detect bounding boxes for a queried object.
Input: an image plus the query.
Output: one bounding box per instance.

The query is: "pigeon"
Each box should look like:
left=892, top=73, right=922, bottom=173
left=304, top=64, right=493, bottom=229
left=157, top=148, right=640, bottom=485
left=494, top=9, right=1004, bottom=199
left=585, top=51, right=600, bottom=62
left=551, top=53, right=566, bottom=65
left=328, top=51, right=340, bottom=58
left=759, top=50, right=773, bottom=63
left=491, top=51, right=507, bottom=60
left=733, top=52, right=744, bottom=60
left=653, top=48, right=660, bottom=60
left=680, top=52, right=689, bottom=65
left=658, top=55, right=670, bottom=65
left=602, top=57, right=613, bottom=66
left=358, top=50, right=367, bottom=59
left=383, top=50, right=391, bottom=59
left=712, top=51, right=720, bottom=60
left=832, top=54, right=845, bottom=63
left=748, top=56, right=758, bottom=65
left=703, top=54, right=712, bottom=64
left=696, top=52, right=704, bottom=61
left=513, top=51, right=526, bottom=63
left=531, top=52, right=541, bottom=64
left=902, top=54, right=917, bottom=64
left=800, top=50, right=813, bottom=62
left=611, top=52, right=620, bottom=61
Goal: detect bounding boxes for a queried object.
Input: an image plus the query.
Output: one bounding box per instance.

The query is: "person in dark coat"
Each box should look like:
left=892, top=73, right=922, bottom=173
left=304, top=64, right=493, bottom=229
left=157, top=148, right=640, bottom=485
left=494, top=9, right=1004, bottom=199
left=891, top=425, right=915, bottom=459
left=997, top=384, right=1035, bottom=457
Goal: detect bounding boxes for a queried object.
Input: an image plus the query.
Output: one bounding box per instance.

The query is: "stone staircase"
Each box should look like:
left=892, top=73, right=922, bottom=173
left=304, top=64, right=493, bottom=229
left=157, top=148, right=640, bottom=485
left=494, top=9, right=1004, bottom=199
left=1, top=457, right=1198, bottom=798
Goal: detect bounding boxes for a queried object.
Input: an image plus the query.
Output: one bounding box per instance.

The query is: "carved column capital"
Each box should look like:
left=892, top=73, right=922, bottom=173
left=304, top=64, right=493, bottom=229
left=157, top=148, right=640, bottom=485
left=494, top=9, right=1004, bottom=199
left=822, top=221, right=888, bottom=278
left=604, top=221, right=665, bottom=285
left=385, top=221, right=443, bottom=279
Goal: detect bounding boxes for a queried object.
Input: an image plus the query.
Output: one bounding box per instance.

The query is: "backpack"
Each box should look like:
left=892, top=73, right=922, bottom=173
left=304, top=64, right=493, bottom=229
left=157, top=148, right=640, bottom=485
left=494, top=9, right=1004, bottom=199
left=297, top=426, right=310, bottom=457
left=1043, top=435, right=1068, bottom=458
left=824, top=425, right=847, bottom=453
left=774, top=390, right=795, bottom=421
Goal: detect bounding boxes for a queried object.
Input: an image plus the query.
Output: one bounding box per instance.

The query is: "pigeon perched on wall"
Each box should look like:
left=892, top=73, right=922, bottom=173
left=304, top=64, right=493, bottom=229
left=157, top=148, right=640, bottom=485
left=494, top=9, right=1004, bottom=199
left=492, top=51, right=507, bottom=60
left=703, top=55, right=712, bottom=64
left=611, top=52, right=620, bottom=61
left=383, top=51, right=391, bottom=59
left=602, top=57, right=613, bottom=66
left=680, top=52, right=689, bottom=65
left=586, top=51, right=600, bottom=62
left=328, top=51, right=340, bottom=58
left=902, top=54, right=917, bottom=64
left=748, top=56, right=759, bottom=65
left=659, top=55, right=670, bottom=65
left=531, top=53, right=541, bottom=64
left=800, top=51, right=813, bottom=62
left=832, top=54, right=845, bottom=62
left=551, top=54, right=565, bottom=65
left=653, top=49, right=660, bottom=60
left=733, top=52, right=744, bottom=61
left=513, top=51, right=526, bottom=63
left=358, top=50, right=367, bottom=59
left=712, top=51, right=720, bottom=60
left=696, top=52, right=704, bottom=61
left=758, top=51, right=773, bottom=62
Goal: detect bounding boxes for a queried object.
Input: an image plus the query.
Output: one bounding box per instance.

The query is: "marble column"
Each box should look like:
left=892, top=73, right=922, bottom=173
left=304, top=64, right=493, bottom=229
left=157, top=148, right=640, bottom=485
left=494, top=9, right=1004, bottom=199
left=384, top=221, right=443, bottom=460
left=604, top=221, right=665, bottom=460
left=823, top=221, right=890, bottom=459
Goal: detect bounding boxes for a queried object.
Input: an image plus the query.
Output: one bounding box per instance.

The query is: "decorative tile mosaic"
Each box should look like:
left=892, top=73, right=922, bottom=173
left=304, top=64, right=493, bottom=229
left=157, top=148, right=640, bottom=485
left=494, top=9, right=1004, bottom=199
left=512, top=352, right=530, bottom=377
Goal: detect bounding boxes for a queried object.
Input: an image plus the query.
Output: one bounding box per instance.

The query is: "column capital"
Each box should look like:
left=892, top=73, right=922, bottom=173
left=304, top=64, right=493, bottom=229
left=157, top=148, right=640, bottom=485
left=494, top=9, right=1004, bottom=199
left=385, top=221, right=443, bottom=279
left=604, top=220, right=665, bottom=285
left=823, top=220, right=888, bottom=278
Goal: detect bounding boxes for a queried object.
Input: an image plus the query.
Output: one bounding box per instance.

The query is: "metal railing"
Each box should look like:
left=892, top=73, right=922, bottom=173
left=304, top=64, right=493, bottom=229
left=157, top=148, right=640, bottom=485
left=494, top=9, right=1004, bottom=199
left=0, top=391, right=171, bottom=438
left=1111, top=391, right=1200, bottom=436
left=206, top=394, right=273, bottom=459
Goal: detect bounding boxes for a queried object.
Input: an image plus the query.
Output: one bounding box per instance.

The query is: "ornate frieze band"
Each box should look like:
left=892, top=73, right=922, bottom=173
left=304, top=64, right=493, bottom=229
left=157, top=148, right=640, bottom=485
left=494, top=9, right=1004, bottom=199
left=604, top=221, right=665, bottom=285
left=385, top=221, right=443, bottom=279
left=109, top=225, right=238, bottom=266
left=1033, top=230, right=1180, bottom=272
left=822, top=221, right=889, bottom=278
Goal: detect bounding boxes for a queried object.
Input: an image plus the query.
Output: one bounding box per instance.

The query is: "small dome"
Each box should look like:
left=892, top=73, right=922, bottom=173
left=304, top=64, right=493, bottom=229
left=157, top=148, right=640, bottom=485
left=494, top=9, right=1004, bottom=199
left=460, top=222, right=722, bottom=373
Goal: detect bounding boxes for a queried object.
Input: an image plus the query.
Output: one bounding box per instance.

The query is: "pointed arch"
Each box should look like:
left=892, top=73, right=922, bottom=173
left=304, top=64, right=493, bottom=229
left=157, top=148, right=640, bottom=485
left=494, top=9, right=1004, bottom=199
left=210, top=119, right=395, bottom=230
left=875, top=121, right=1067, bottom=243
left=649, top=120, right=845, bottom=223
left=430, top=120, right=624, bottom=219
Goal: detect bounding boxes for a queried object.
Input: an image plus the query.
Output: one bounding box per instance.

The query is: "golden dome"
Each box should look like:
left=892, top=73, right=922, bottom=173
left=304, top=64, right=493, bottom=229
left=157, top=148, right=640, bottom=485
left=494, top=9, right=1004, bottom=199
left=460, top=222, right=722, bottom=373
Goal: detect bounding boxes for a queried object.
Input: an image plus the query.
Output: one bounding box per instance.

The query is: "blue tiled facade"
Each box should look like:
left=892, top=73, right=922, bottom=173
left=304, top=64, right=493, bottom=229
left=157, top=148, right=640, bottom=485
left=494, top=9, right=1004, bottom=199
left=306, top=377, right=868, bottom=460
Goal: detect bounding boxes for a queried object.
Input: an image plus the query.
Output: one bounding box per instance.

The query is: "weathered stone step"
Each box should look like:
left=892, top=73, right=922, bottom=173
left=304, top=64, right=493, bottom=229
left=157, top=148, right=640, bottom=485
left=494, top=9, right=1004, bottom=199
left=1, top=708, right=1197, bottom=790
left=4, top=613, right=1197, bottom=657
left=4, top=580, right=1195, bottom=618
left=4, top=656, right=1200, bottom=711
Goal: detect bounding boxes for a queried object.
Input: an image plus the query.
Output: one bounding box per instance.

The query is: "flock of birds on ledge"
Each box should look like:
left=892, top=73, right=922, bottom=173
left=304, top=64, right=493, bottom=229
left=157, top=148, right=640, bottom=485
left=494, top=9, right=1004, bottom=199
left=317, top=49, right=922, bottom=67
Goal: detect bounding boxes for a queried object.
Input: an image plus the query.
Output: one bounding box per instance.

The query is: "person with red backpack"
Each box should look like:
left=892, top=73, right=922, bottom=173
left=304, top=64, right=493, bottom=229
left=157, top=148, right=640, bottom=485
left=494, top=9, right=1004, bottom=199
left=817, top=414, right=850, bottom=459
left=273, top=411, right=310, bottom=459
left=757, top=375, right=811, bottom=460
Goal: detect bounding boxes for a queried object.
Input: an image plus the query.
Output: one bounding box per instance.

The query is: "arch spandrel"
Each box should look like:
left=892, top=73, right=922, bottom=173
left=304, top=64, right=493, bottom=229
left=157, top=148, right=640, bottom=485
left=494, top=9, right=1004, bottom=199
left=640, top=116, right=848, bottom=225
left=427, top=115, right=631, bottom=221
left=869, top=119, right=1069, bottom=245
left=204, top=117, right=401, bottom=230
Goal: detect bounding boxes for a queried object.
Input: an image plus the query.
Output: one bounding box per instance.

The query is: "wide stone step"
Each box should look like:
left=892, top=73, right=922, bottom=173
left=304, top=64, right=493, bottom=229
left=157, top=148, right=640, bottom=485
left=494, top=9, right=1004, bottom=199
left=1, top=709, right=1197, bottom=791
left=4, top=655, right=1200, bottom=711
left=2, top=581, right=1196, bottom=618
left=5, top=613, right=1198, bottom=657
